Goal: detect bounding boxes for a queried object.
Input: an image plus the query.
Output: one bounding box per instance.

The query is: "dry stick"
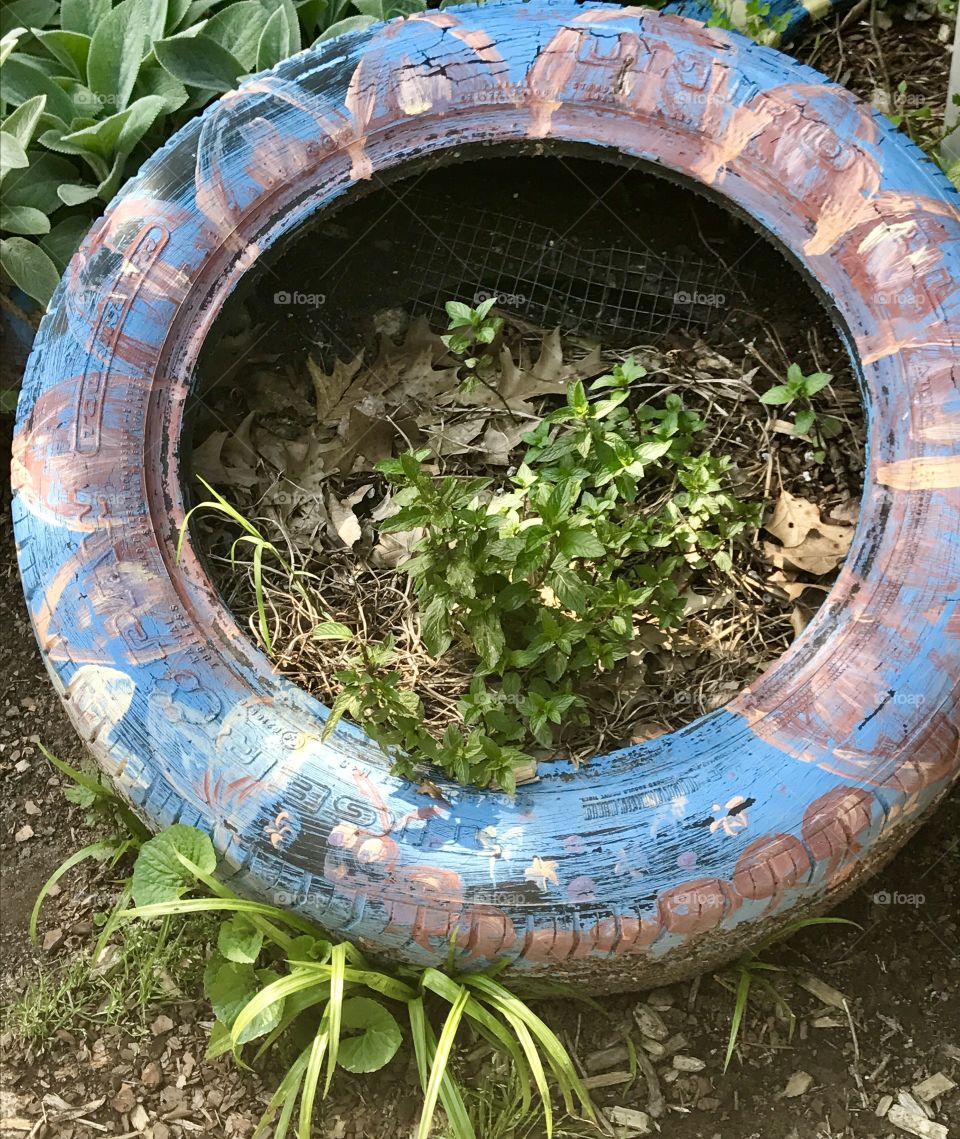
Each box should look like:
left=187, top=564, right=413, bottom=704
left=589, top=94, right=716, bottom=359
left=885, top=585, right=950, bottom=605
left=868, top=0, right=894, bottom=109
left=632, top=1035, right=666, bottom=1119
left=842, top=997, right=869, bottom=1109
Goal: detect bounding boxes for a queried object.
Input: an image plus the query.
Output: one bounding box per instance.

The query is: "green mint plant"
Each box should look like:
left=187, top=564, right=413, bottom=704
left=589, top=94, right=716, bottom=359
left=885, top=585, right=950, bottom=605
left=441, top=297, right=504, bottom=393
left=319, top=353, right=759, bottom=790
left=760, top=363, right=840, bottom=462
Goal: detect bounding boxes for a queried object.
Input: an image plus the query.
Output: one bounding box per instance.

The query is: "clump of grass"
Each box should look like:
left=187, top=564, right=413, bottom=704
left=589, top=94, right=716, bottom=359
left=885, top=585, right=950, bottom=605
left=719, top=916, right=860, bottom=1071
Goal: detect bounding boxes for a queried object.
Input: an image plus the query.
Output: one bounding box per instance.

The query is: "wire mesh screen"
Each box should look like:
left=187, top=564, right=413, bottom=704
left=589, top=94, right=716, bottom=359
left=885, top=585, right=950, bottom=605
left=404, top=197, right=758, bottom=345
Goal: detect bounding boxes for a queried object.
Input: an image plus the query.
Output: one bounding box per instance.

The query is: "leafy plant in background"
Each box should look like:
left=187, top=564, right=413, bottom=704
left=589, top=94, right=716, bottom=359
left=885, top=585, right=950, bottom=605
left=442, top=297, right=505, bottom=393
left=181, top=322, right=759, bottom=791
left=0, top=0, right=428, bottom=307
left=706, top=0, right=790, bottom=43
left=760, top=363, right=840, bottom=463
left=27, top=760, right=596, bottom=1138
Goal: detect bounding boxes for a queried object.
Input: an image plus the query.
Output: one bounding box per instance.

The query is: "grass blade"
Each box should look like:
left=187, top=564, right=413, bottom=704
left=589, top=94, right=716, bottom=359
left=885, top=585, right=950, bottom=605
left=420, top=969, right=531, bottom=1114
left=723, top=967, right=752, bottom=1072
left=298, top=1022, right=330, bottom=1139
left=38, top=744, right=149, bottom=840
left=463, top=975, right=593, bottom=1119
left=29, top=840, right=118, bottom=942
left=493, top=1003, right=553, bottom=1136
left=232, top=969, right=325, bottom=1047
left=324, top=942, right=347, bottom=1095
left=253, top=982, right=332, bottom=1062
left=410, top=995, right=475, bottom=1139
left=417, top=985, right=470, bottom=1139
left=252, top=1044, right=310, bottom=1139
left=251, top=540, right=272, bottom=651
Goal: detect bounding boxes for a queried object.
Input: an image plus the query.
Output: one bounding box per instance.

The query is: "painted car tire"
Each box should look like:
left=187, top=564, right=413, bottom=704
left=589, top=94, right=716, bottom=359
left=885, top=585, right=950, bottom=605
left=12, top=1, right=960, bottom=992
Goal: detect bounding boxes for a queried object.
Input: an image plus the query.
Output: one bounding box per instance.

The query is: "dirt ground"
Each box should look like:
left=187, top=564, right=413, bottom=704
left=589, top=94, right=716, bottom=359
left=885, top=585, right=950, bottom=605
left=2, top=3, right=959, bottom=1137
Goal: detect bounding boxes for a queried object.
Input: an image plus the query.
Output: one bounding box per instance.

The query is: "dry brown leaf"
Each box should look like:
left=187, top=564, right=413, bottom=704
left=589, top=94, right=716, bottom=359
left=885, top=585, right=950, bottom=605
left=480, top=417, right=530, bottom=465
left=308, top=351, right=364, bottom=423
left=767, top=570, right=832, bottom=603
left=763, top=490, right=856, bottom=575
left=248, top=368, right=314, bottom=417
left=192, top=423, right=259, bottom=489
left=629, top=722, right=671, bottom=744
left=337, top=404, right=396, bottom=473
left=371, top=527, right=422, bottom=568
left=326, top=494, right=362, bottom=548
left=447, top=330, right=602, bottom=414
left=420, top=413, right=488, bottom=456
left=790, top=604, right=814, bottom=638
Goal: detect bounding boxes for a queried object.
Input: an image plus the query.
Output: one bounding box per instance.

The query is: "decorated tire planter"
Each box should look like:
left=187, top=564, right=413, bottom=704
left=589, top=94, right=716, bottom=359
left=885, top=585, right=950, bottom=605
left=12, top=1, right=960, bottom=993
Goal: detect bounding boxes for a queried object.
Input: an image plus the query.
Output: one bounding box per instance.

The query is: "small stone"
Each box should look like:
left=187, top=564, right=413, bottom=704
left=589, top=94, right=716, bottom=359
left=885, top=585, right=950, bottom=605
left=633, top=1004, right=669, bottom=1041
left=913, top=1073, right=957, bottom=1103
left=140, top=1062, right=162, bottom=1089
left=14, top=825, right=34, bottom=843
left=42, top=928, right=64, bottom=953
left=150, top=1015, right=174, bottom=1037
left=899, top=1091, right=932, bottom=1118
left=782, top=1071, right=814, bottom=1098
left=585, top=1045, right=629, bottom=1073
left=798, top=975, right=847, bottom=1009
left=111, top=1085, right=137, bottom=1114
left=646, top=988, right=675, bottom=1010
left=877, top=1095, right=894, bottom=1117
left=886, top=1104, right=948, bottom=1139
left=605, top=1106, right=651, bottom=1134
left=24, top=800, right=41, bottom=816
left=639, top=1037, right=666, bottom=1058
left=15, top=759, right=30, bottom=773
left=584, top=1071, right=633, bottom=1090
left=672, top=1055, right=706, bottom=1072
left=130, top=1103, right=150, bottom=1132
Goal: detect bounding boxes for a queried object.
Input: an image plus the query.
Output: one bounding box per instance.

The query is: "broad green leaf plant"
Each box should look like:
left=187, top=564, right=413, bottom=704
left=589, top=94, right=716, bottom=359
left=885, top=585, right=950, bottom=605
left=31, top=783, right=596, bottom=1139
left=0, top=0, right=428, bottom=306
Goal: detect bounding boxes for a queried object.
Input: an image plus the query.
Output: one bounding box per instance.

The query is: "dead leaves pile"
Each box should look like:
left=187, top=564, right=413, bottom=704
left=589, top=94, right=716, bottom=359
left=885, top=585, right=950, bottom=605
left=190, top=314, right=867, bottom=749
left=193, top=316, right=602, bottom=554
